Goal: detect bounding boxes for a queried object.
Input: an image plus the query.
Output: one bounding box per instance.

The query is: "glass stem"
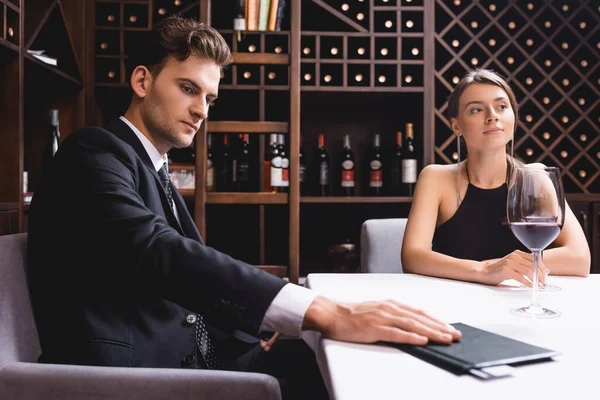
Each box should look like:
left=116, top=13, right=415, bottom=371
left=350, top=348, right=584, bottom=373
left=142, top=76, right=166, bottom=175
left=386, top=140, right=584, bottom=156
left=531, top=250, right=541, bottom=308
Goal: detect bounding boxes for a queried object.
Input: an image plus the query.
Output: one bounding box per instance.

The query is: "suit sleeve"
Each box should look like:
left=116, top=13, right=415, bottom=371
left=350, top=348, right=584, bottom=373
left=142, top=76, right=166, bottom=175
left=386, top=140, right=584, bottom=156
left=62, top=130, right=287, bottom=334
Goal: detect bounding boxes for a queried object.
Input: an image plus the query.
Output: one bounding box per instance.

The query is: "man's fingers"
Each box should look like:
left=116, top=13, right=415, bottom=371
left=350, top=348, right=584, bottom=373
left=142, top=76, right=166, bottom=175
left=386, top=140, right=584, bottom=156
left=379, top=326, right=428, bottom=345
left=267, top=332, right=283, bottom=347
left=389, top=300, right=462, bottom=340
left=260, top=332, right=283, bottom=352
left=388, top=316, right=454, bottom=344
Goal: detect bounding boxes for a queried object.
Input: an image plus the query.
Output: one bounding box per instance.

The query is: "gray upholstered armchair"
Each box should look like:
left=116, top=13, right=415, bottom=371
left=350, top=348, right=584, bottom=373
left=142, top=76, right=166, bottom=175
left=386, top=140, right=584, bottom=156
left=360, top=218, right=407, bottom=274
left=0, top=233, right=281, bottom=400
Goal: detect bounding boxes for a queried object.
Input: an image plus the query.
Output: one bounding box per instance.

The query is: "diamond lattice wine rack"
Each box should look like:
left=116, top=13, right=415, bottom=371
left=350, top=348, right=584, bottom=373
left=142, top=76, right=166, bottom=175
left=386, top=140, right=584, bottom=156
left=300, top=0, right=425, bottom=91
left=434, top=0, right=599, bottom=193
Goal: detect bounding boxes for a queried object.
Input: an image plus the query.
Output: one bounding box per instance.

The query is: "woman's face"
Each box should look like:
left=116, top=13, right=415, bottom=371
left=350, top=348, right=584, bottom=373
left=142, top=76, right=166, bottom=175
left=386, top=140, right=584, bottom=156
left=451, top=83, right=515, bottom=153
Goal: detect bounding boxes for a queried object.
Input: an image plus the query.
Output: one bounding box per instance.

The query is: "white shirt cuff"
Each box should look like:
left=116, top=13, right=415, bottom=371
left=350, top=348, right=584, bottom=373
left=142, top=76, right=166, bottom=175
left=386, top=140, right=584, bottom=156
left=260, top=283, right=318, bottom=337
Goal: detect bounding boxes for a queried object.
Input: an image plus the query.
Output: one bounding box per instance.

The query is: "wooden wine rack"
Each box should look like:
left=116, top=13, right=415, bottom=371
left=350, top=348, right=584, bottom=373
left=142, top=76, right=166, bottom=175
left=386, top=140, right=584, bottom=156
left=84, top=0, right=600, bottom=278
left=433, top=0, right=600, bottom=193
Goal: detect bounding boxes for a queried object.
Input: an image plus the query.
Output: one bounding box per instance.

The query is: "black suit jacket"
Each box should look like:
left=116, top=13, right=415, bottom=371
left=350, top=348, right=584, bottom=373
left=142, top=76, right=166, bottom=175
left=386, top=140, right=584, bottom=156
left=27, top=119, right=287, bottom=368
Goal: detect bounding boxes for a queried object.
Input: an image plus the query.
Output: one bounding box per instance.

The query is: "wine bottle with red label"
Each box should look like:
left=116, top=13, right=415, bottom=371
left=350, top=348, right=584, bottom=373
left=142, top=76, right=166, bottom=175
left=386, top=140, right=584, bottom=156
left=340, top=134, right=355, bottom=196
left=369, top=133, right=383, bottom=196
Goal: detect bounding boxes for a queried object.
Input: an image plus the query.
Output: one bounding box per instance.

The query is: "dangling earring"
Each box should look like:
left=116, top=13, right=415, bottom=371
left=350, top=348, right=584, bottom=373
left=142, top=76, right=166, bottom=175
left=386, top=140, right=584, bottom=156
left=456, top=134, right=461, bottom=207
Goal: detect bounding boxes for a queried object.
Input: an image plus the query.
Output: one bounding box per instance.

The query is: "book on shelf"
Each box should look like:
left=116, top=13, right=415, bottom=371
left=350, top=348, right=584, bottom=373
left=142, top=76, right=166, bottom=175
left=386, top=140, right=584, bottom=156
left=258, top=0, right=270, bottom=31
left=268, top=0, right=279, bottom=31
left=274, top=0, right=286, bottom=31
left=243, top=0, right=285, bottom=32
left=246, top=0, right=259, bottom=31
left=27, top=50, right=58, bottom=66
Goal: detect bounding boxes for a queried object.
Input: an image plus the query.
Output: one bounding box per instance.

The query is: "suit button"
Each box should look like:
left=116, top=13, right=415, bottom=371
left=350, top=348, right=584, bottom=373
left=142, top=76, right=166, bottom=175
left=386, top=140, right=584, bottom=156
left=181, top=355, right=195, bottom=366
left=186, top=313, right=197, bottom=325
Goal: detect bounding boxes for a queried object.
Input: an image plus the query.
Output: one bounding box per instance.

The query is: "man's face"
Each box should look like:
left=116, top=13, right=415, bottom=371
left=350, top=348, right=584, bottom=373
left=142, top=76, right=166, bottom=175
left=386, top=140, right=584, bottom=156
left=140, top=56, right=220, bottom=153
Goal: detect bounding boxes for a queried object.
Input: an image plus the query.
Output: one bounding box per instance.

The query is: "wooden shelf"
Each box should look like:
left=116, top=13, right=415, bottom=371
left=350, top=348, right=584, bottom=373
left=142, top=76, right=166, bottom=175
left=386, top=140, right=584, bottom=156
left=232, top=52, right=290, bottom=65
left=169, top=163, right=194, bottom=170
left=219, top=29, right=289, bottom=36
left=256, top=265, right=287, bottom=277
left=0, top=38, right=19, bottom=55
left=24, top=52, right=82, bottom=87
left=566, top=194, right=600, bottom=202
left=220, top=84, right=289, bottom=91
left=207, top=121, right=288, bottom=133
left=301, top=86, right=424, bottom=92
left=178, top=188, right=194, bottom=198
left=95, top=82, right=128, bottom=88
left=301, top=196, right=413, bottom=203
left=206, top=193, right=288, bottom=204
left=0, top=0, right=19, bottom=12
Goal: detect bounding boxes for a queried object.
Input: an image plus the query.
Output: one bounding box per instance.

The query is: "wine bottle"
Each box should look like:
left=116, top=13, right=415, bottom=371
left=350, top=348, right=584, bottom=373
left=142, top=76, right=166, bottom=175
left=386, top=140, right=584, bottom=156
left=340, top=134, right=355, bottom=196
left=43, top=109, right=60, bottom=171
left=390, top=131, right=403, bottom=195
left=218, top=134, right=232, bottom=192
left=264, top=133, right=278, bottom=192
left=369, top=134, right=383, bottom=195
left=277, top=134, right=289, bottom=193
left=317, top=133, right=330, bottom=196
left=299, top=138, right=306, bottom=195
left=402, top=123, right=417, bottom=196
left=206, top=134, right=215, bottom=192
left=233, top=0, right=246, bottom=42
left=236, top=134, right=251, bottom=192
left=270, top=134, right=283, bottom=191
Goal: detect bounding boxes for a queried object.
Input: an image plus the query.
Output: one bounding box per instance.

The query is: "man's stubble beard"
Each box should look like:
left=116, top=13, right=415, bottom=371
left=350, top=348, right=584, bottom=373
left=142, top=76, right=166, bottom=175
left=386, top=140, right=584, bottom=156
left=142, top=94, right=192, bottom=150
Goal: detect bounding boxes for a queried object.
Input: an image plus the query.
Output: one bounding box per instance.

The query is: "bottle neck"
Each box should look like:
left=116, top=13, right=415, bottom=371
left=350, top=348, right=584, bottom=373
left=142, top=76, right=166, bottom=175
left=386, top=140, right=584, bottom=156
left=343, top=135, right=351, bottom=149
left=373, top=134, right=380, bottom=148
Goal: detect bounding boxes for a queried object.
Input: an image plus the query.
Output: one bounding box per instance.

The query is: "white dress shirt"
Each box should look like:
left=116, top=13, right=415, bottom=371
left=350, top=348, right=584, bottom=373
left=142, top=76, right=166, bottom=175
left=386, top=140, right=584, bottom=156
left=119, top=116, right=317, bottom=337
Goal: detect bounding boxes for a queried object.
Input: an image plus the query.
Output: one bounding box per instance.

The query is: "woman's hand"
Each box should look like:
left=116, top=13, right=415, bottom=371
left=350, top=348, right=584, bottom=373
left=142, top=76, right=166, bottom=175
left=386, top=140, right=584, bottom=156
left=480, top=250, right=548, bottom=287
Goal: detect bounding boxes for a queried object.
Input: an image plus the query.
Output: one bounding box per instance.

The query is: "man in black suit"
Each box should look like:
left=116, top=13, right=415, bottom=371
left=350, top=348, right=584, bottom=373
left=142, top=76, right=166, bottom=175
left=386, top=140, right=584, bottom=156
left=27, top=16, right=461, bottom=400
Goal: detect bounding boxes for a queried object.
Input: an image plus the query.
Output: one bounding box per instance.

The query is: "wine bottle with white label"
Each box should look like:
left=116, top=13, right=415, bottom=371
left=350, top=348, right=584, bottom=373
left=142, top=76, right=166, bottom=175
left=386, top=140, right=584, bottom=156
left=277, top=134, right=289, bottom=193
left=270, top=134, right=282, bottom=190
left=402, top=123, right=417, bottom=196
left=340, top=134, right=355, bottom=196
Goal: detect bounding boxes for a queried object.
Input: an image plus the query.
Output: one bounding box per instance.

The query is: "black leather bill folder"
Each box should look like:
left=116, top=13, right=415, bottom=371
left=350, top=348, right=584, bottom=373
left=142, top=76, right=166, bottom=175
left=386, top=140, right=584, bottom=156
left=384, top=322, right=560, bottom=378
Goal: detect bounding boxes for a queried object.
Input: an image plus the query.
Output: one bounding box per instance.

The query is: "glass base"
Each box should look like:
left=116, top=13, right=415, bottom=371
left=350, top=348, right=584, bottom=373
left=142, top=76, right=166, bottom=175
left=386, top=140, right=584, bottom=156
left=518, top=283, right=562, bottom=292
left=510, top=305, right=561, bottom=318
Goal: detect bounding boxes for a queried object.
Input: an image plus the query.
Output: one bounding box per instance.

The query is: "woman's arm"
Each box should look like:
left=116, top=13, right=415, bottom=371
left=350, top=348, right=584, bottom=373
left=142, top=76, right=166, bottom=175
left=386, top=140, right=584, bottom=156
left=401, top=165, right=483, bottom=282
left=543, top=201, right=591, bottom=276
left=402, top=165, right=540, bottom=287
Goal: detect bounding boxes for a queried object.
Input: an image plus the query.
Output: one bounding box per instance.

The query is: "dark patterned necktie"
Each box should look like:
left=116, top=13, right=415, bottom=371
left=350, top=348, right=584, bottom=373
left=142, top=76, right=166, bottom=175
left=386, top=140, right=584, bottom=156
left=157, top=165, right=174, bottom=211
left=157, top=164, right=221, bottom=369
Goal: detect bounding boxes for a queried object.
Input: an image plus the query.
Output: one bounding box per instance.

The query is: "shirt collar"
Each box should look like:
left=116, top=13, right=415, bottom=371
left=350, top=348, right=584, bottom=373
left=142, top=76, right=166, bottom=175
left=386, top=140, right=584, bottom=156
left=119, top=116, right=167, bottom=172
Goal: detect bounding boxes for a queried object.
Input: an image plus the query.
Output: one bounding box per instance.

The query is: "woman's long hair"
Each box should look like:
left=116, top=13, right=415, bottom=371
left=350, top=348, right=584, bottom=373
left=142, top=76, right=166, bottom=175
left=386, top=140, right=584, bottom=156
left=447, top=68, right=524, bottom=206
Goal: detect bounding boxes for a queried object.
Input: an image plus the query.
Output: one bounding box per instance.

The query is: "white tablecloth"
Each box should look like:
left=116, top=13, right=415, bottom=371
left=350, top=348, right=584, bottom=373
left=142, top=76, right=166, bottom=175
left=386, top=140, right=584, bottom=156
left=302, top=273, right=600, bottom=400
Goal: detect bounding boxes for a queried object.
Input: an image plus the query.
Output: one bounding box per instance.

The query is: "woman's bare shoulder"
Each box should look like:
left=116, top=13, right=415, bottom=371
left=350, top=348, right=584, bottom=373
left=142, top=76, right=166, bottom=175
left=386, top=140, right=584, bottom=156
left=420, top=163, right=460, bottom=180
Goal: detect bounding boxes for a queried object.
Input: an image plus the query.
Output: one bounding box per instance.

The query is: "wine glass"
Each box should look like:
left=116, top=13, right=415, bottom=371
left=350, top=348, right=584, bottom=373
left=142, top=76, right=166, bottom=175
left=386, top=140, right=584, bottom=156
left=507, top=166, right=565, bottom=318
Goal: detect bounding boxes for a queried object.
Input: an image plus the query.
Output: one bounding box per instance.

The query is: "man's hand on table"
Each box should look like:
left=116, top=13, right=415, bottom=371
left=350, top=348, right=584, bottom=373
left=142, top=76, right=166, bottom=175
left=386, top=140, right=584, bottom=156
left=302, top=296, right=462, bottom=345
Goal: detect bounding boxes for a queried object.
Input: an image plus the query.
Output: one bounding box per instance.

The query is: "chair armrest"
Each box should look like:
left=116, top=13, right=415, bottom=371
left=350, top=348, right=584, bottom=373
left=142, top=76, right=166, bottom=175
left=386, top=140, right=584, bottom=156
left=0, top=362, right=281, bottom=400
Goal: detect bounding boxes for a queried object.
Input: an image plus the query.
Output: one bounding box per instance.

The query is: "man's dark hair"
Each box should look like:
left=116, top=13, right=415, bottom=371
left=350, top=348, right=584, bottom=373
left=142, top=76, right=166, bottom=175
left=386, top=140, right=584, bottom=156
left=126, top=16, right=233, bottom=80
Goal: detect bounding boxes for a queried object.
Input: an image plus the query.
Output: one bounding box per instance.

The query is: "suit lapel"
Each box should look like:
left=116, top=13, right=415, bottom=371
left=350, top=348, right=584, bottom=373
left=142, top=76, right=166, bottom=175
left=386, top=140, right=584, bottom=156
left=105, top=119, right=202, bottom=242
left=171, top=187, right=203, bottom=244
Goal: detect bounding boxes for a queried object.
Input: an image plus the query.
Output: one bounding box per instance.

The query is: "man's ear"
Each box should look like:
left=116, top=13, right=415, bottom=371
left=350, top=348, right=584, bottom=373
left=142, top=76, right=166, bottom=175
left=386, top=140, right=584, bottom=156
left=130, top=66, right=152, bottom=98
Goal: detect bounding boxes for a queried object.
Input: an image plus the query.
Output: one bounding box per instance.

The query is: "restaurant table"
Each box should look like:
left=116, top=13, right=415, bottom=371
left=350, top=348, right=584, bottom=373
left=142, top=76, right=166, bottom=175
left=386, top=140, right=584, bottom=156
left=302, top=273, right=600, bottom=400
